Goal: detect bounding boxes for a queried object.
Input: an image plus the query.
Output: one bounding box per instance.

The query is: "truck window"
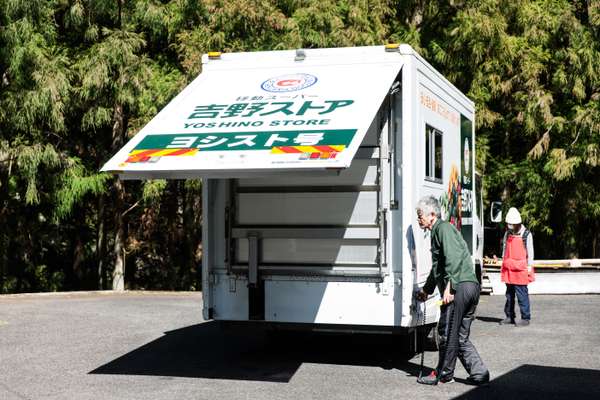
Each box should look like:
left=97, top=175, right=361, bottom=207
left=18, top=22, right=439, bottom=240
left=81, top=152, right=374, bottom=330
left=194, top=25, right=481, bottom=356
left=425, top=124, right=443, bottom=182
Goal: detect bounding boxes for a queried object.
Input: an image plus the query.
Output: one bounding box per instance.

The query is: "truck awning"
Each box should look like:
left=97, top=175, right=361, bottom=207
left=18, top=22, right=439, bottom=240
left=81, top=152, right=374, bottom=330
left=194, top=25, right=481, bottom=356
left=101, top=47, right=403, bottom=179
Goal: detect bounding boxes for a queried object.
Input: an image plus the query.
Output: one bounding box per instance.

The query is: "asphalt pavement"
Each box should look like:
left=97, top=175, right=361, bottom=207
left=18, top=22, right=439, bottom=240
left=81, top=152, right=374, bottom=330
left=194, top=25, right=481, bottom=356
left=1, top=291, right=599, bottom=400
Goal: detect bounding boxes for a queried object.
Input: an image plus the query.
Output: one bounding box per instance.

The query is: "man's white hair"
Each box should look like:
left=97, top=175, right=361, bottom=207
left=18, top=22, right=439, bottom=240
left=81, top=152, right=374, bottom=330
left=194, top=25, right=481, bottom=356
left=416, top=195, right=441, bottom=217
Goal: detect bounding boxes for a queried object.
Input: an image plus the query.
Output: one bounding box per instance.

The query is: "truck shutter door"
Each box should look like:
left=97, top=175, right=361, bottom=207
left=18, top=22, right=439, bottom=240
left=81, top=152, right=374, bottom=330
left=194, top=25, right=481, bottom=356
left=231, top=124, right=383, bottom=279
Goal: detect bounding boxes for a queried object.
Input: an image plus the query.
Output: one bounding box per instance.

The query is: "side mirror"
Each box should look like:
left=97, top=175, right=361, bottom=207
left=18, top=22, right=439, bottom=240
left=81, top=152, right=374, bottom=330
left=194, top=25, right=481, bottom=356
left=490, top=201, right=503, bottom=223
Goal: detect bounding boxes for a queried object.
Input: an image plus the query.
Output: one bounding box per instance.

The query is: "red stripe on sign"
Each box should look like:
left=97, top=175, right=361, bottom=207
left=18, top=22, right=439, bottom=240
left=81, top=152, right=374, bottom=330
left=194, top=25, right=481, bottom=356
left=128, top=149, right=157, bottom=160
left=278, top=146, right=303, bottom=153
left=310, top=152, right=320, bottom=159
left=313, top=145, right=337, bottom=153
left=168, top=149, right=192, bottom=156
left=126, top=155, right=152, bottom=163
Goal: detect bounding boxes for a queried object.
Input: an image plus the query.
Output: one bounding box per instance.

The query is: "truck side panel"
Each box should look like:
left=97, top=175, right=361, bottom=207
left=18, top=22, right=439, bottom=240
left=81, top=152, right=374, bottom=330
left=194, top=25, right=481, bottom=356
left=400, top=50, right=476, bottom=327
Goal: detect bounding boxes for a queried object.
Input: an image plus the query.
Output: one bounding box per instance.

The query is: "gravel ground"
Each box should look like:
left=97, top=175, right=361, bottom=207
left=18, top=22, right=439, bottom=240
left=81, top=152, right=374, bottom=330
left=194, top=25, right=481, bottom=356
left=1, top=291, right=599, bottom=400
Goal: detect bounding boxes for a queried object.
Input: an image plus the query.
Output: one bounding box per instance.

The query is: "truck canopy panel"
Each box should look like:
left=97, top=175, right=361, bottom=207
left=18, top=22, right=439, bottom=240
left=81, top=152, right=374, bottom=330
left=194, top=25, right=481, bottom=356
left=101, top=47, right=403, bottom=179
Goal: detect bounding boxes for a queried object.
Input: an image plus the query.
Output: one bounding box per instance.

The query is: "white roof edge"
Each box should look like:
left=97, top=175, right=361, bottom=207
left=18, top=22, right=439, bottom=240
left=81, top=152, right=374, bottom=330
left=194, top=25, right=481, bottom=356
left=200, top=45, right=473, bottom=110
left=399, top=44, right=475, bottom=109
left=201, top=45, right=403, bottom=70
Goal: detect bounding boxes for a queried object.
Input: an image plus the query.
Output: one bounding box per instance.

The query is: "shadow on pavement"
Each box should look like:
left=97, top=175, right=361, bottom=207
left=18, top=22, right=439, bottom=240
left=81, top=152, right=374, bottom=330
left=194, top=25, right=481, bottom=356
left=453, top=365, right=600, bottom=400
left=475, top=316, right=503, bottom=323
left=90, top=321, right=419, bottom=382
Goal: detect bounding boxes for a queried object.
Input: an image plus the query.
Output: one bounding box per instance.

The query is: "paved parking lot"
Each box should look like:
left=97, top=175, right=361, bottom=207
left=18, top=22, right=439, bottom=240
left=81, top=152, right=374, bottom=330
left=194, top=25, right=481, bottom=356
left=1, top=292, right=599, bottom=400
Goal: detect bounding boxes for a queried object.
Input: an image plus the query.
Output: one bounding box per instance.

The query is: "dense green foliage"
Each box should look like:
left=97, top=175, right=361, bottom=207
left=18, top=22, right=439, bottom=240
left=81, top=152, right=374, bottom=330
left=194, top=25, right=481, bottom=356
left=1, top=0, right=599, bottom=292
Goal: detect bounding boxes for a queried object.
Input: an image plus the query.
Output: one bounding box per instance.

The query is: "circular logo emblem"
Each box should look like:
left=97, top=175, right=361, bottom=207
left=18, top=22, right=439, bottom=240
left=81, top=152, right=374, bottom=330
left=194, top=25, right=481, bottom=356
left=261, top=73, right=317, bottom=92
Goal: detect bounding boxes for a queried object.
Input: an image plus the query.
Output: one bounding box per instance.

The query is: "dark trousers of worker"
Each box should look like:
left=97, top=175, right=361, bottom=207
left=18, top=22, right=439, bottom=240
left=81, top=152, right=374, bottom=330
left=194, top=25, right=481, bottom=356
left=504, top=284, right=531, bottom=320
left=436, top=281, right=488, bottom=381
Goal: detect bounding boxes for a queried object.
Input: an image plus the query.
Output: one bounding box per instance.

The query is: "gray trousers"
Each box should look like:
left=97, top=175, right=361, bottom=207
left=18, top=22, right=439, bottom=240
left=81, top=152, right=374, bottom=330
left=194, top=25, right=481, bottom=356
left=437, top=281, right=488, bottom=381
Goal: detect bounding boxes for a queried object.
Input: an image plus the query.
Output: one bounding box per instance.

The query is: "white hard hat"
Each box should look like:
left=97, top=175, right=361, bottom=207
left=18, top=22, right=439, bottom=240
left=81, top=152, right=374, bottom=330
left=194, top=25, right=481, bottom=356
left=505, top=207, right=522, bottom=224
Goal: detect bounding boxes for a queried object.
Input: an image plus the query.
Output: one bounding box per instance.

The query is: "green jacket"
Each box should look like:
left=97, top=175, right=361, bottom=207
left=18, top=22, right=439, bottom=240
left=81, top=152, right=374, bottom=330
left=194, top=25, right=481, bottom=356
left=423, top=219, right=478, bottom=294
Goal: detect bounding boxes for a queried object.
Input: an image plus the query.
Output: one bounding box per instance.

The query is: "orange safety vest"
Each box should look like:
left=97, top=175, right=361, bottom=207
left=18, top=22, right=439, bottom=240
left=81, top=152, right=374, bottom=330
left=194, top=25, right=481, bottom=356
left=501, top=235, right=535, bottom=285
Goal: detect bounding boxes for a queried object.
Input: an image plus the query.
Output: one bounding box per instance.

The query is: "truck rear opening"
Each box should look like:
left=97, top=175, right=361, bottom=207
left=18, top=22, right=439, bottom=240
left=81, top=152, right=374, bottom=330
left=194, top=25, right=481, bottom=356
left=231, top=115, right=384, bottom=280
left=102, top=45, right=481, bottom=333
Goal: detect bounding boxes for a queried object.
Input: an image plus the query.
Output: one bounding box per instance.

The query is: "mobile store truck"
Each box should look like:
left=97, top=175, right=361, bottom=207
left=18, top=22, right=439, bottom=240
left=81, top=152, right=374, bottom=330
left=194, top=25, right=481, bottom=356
left=102, top=45, right=484, bottom=339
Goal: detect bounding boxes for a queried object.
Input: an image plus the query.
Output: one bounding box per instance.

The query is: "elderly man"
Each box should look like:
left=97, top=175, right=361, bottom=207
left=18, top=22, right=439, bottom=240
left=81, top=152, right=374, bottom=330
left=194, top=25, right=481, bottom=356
left=415, top=195, right=489, bottom=385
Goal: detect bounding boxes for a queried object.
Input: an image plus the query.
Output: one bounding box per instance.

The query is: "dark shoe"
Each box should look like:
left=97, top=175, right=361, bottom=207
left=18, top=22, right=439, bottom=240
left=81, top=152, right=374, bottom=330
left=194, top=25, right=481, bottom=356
left=466, top=372, right=490, bottom=386
left=515, top=319, right=530, bottom=327
left=499, top=318, right=514, bottom=325
left=438, top=374, right=455, bottom=384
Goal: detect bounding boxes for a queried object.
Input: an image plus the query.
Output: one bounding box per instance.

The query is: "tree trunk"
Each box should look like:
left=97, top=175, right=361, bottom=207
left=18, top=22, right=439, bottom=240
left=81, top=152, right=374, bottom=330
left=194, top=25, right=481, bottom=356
left=184, top=181, right=203, bottom=290
left=97, top=194, right=105, bottom=290
left=592, top=224, right=599, bottom=259
left=0, top=155, right=11, bottom=292
left=165, top=181, right=179, bottom=289
left=73, top=235, right=84, bottom=289
left=111, top=103, right=127, bottom=291
left=112, top=182, right=125, bottom=291
left=0, top=233, right=6, bottom=293
left=182, top=183, right=196, bottom=289
left=407, top=0, right=425, bottom=28
left=117, top=0, right=123, bottom=28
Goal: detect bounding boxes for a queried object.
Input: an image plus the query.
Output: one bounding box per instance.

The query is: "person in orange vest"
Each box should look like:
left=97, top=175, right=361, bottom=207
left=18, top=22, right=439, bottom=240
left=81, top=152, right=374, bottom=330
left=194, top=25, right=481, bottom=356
left=500, top=207, right=535, bottom=327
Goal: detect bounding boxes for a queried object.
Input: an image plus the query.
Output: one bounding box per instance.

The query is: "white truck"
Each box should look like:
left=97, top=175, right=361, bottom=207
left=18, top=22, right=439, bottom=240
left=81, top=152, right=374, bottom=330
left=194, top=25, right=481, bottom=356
left=102, top=45, right=484, bottom=337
